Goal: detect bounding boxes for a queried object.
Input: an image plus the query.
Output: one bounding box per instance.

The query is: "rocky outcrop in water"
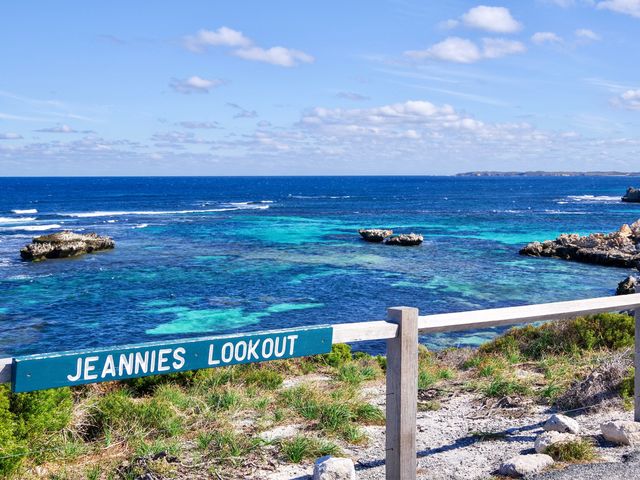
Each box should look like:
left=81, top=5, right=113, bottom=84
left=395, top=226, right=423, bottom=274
left=622, top=187, right=640, bottom=203
left=385, top=233, right=424, bottom=246
left=519, top=221, right=640, bottom=268
left=358, top=229, right=393, bottom=243
left=616, top=276, right=638, bottom=295
left=20, top=231, right=115, bottom=261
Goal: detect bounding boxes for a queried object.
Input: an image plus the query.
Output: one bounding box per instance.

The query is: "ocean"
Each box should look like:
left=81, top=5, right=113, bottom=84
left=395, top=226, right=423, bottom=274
left=1, top=176, right=639, bottom=357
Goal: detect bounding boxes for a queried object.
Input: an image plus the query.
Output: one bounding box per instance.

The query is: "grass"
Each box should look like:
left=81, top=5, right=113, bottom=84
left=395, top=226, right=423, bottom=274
left=544, top=439, right=597, bottom=462
left=280, top=436, right=341, bottom=463
left=482, top=376, right=530, bottom=398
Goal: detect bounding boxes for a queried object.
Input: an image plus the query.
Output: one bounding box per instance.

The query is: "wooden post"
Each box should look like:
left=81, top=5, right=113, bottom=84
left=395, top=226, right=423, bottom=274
left=385, top=306, right=419, bottom=480
left=633, top=308, right=640, bottom=422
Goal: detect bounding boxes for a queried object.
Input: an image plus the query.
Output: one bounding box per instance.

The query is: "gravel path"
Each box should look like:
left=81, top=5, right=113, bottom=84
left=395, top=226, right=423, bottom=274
left=259, top=383, right=636, bottom=480
left=527, top=452, right=640, bottom=480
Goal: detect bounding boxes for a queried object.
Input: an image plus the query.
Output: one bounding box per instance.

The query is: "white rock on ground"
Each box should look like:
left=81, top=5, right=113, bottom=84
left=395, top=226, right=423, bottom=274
left=313, top=456, right=356, bottom=480
left=543, top=414, right=581, bottom=435
left=499, top=454, right=554, bottom=478
left=601, top=420, right=640, bottom=446
left=534, top=431, right=579, bottom=454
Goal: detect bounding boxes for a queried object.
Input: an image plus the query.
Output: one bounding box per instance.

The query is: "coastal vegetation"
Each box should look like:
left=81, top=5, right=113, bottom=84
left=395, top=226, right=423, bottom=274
left=0, top=312, right=636, bottom=478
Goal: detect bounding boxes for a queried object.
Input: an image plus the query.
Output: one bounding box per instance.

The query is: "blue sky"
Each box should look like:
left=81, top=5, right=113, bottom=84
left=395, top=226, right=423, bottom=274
left=0, top=0, right=639, bottom=175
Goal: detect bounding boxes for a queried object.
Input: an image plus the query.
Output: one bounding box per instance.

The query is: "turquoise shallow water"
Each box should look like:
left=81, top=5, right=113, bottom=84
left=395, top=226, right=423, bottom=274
left=0, top=176, right=639, bottom=356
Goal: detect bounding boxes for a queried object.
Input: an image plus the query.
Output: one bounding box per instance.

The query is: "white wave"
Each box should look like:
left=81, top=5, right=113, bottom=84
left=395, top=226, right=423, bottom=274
left=544, top=210, right=588, bottom=215
left=0, top=224, right=61, bottom=231
left=0, top=217, right=36, bottom=224
left=564, top=195, right=621, bottom=203
left=106, top=220, right=117, bottom=223
left=59, top=208, right=240, bottom=218
left=11, top=209, right=38, bottom=214
left=132, top=223, right=149, bottom=229
left=225, top=202, right=270, bottom=210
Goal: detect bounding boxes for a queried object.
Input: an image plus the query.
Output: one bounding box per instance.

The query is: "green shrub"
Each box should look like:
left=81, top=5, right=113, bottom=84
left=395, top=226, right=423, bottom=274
left=0, top=386, right=22, bottom=476
left=321, top=344, right=352, bottom=368
left=10, top=388, right=73, bottom=441
left=480, top=313, right=634, bottom=360
left=90, top=390, right=182, bottom=439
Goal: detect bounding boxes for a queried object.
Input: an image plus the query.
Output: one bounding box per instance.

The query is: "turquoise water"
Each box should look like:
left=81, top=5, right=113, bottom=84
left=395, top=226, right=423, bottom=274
left=0, top=176, right=638, bottom=356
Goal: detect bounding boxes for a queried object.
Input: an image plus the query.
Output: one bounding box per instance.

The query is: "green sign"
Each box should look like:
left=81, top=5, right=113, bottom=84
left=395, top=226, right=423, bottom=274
left=11, top=325, right=333, bottom=393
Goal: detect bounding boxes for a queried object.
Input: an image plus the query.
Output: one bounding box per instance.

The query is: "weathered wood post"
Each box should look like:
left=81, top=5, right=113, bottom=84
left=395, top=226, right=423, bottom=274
left=635, top=308, right=640, bottom=422
left=385, top=306, right=419, bottom=480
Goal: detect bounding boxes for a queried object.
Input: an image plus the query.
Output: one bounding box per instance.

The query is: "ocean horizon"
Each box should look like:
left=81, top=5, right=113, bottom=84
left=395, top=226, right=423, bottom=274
left=2, top=175, right=639, bottom=357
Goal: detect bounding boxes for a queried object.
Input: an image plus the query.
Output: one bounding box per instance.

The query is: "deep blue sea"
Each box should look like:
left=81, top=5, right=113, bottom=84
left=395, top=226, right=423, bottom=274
left=1, top=176, right=639, bottom=357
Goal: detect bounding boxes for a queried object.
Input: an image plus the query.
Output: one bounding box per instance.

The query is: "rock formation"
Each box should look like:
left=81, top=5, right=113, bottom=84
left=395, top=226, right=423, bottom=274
left=520, top=221, right=640, bottom=268
left=384, top=233, right=424, bottom=246
left=616, top=276, right=638, bottom=295
left=358, top=229, right=393, bottom=243
left=622, top=187, right=640, bottom=203
left=20, top=231, right=115, bottom=262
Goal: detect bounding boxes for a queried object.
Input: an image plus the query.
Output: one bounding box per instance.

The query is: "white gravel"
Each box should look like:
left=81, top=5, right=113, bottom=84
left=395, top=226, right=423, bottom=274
left=258, top=383, right=636, bottom=480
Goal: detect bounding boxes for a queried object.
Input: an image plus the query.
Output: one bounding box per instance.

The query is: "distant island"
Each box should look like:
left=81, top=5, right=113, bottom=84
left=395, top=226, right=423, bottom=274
left=456, top=171, right=640, bottom=177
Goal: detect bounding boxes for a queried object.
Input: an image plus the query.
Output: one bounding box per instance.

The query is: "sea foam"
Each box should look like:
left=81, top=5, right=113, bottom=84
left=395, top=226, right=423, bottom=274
left=11, top=209, right=38, bottom=214
left=563, top=195, right=621, bottom=203
left=0, top=217, right=36, bottom=224
left=60, top=205, right=268, bottom=217
left=0, top=224, right=62, bottom=231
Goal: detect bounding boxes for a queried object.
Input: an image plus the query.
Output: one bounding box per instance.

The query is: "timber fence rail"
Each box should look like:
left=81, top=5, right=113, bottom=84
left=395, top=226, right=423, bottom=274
left=2, top=293, right=640, bottom=479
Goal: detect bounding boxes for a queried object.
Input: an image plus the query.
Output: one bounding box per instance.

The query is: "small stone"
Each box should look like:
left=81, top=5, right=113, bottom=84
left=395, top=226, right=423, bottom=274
left=499, top=454, right=554, bottom=478
left=543, top=414, right=581, bottom=435
left=534, top=431, right=579, bottom=454
left=313, top=456, right=356, bottom=480
left=601, top=420, right=640, bottom=446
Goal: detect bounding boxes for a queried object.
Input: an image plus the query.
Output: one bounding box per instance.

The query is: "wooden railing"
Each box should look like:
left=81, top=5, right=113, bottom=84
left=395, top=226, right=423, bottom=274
left=2, top=293, right=640, bottom=479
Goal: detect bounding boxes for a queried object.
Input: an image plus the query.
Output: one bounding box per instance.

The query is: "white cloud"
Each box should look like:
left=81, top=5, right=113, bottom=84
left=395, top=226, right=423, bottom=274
left=482, top=38, right=526, bottom=58
left=575, top=28, right=601, bottom=41
left=461, top=6, right=522, bottom=33
left=531, top=32, right=564, bottom=44
left=0, top=132, right=22, bottom=140
left=170, top=76, right=224, bottom=94
left=405, top=37, right=481, bottom=63
left=184, top=27, right=251, bottom=52
left=35, top=124, right=77, bottom=133
left=233, top=46, right=314, bottom=67
left=183, top=26, right=314, bottom=67
left=616, top=89, right=640, bottom=110
left=404, top=36, right=524, bottom=63
left=596, top=0, right=640, bottom=18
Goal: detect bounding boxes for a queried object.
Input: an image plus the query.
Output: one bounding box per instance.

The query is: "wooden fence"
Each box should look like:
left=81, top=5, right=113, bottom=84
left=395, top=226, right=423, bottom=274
left=2, top=293, right=640, bottom=479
